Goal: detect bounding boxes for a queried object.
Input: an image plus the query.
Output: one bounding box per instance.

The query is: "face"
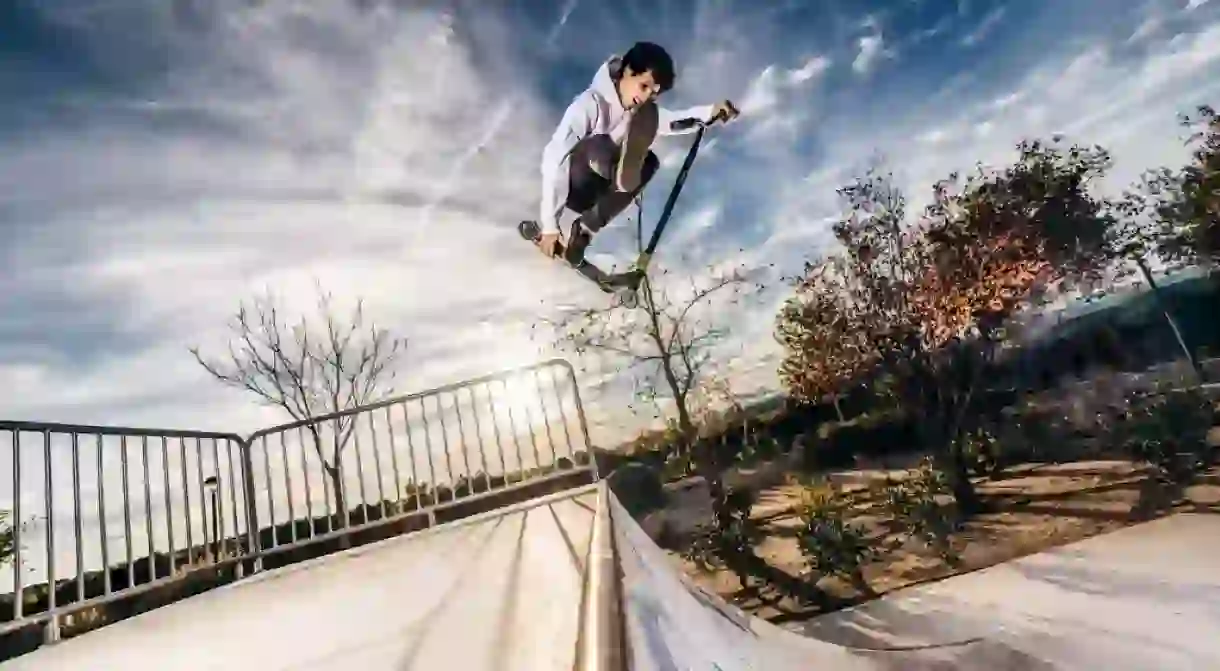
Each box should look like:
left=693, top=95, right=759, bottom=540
left=618, top=67, right=662, bottom=109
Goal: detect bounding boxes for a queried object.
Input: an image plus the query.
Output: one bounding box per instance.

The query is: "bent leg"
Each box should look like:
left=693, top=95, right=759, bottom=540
left=559, top=134, right=616, bottom=265
left=559, top=130, right=657, bottom=265
left=616, top=100, right=659, bottom=193
left=581, top=150, right=659, bottom=233
left=566, top=134, right=617, bottom=214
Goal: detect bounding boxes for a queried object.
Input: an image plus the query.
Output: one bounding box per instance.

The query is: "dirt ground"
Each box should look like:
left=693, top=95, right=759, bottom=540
left=667, top=459, right=1220, bottom=623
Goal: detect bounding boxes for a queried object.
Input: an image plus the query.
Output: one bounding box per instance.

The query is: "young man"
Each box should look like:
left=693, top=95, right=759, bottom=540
left=534, top=41, right=739, bottom=265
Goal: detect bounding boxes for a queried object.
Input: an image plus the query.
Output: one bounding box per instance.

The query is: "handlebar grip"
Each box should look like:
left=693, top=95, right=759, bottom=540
left=670, top=114, right=726, bottom=132
left=670, top=117, right=701, bottom=131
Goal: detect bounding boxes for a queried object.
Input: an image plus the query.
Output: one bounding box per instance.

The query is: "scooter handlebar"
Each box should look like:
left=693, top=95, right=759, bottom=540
left=670, top=109, right=733, bottom=132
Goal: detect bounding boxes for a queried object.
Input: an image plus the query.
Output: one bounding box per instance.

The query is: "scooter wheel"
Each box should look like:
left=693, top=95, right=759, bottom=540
left=518, top=220, right=540, bottom=241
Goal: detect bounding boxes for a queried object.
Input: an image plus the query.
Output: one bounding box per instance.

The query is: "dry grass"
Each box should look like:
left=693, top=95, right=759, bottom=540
left=670, top=459, right=1220, bottom=623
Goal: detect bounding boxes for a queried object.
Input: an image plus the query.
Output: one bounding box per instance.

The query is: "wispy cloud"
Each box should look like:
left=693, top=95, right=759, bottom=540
left=3, top=0, right=1220, bottom=484
left=960, top=6, right=1008, bottom=47
left=4, top=0, right=1215, bottom=427
left=4, top=0, right=1220, bottom=589
left=853, top=32, right=889, bottom=76
left=790, top=55, right=834, bottom=84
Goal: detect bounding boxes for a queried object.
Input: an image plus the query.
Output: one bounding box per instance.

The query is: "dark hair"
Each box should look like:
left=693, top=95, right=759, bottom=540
left=621, top=41, right=675, bottom=92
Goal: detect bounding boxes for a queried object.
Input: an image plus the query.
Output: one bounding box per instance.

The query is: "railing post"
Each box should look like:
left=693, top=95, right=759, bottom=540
left=239, top=438, right=263, bottom=574
left=558, top=359, right=598, bottom=480
left=43, top=616, right=60, bottom=645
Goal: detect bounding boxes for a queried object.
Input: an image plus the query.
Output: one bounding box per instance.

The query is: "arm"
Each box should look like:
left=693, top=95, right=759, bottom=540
left=656, top=104, right=718, bottom=136
left=539, top=95, right=596, bottom=235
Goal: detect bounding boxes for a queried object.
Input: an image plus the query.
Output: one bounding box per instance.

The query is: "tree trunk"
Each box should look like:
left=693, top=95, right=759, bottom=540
left=323, top=463, right=353, bottom=550
left=308, top=430, right=349, bottom=533
left=831, top=393, right=845, bottom=422
left=937, top=442, right=985, bottom=516
left=639, top=272, right=793, bottom=595
left=913, top=371, right=985, bottom=517
left=324, top=463, right=348, bottom=531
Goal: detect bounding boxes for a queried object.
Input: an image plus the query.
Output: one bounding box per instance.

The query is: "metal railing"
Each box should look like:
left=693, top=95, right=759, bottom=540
left=240, top=358, right=594, bottom=562
left=0, top=422, right=249, bottom=639
left=0, top=358, right=596, bottom=645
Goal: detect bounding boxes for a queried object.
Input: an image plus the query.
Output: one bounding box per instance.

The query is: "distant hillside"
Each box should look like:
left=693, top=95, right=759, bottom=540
left=984, top=269, right=1217, bottom=393
left=1043, top=270, right=1216, bottom=344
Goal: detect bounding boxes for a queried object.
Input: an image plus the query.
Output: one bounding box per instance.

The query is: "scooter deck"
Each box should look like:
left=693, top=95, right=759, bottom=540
left=517, top=220, right=639, bottom=294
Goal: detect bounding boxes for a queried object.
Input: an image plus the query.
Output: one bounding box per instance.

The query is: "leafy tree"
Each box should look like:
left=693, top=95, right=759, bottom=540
left=1115, top=104, right=1219, bottom=378
left=777, top=138, right=1117, bottom=514
left=1125, top=105, right=1219, bottom=270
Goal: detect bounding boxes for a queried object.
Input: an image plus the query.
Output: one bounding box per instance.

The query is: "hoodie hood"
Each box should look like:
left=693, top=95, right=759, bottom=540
left=590, top=56, right=626, bottom=114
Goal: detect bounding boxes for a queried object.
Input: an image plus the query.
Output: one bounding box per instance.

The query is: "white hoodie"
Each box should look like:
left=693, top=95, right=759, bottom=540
left=537, top=57, right=717, bottom=235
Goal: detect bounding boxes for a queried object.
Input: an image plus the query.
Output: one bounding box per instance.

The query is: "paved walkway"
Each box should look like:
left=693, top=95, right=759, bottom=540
left=792, top=512, right=1220, bottom=669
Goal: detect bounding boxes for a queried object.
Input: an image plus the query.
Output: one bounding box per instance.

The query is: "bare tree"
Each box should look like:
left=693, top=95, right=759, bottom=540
left=191, top=285, right=408, bottom=529
left=543, top=264, right=757, bottom=456
left=540, top=257, right=824, bottom=600
left=537, top=258, right=766, bottom=576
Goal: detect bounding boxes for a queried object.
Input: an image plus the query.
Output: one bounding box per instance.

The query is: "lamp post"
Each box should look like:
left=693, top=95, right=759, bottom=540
left=203, top=475, right=219, bottom=562
left=1125, top=242, right=1203, bottom=382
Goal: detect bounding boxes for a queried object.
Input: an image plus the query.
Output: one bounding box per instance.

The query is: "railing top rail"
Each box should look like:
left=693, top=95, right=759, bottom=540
left=0, top=420, right=245, bottom=442
left=246, top=357, right=580, bottom=442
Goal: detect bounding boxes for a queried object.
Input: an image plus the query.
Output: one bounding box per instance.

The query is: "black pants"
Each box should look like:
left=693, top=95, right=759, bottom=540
left=566, top=134, right=659, bottom=232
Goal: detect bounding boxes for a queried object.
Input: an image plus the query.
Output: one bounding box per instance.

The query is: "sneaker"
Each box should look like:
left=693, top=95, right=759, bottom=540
left=563, top=220, right=592, bottom=266
left=616, top=101, right=658, bottom=193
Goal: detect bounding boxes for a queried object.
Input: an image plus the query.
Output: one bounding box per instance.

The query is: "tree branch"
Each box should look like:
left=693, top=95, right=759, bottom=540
left=192, top=285, right=408, bottom=471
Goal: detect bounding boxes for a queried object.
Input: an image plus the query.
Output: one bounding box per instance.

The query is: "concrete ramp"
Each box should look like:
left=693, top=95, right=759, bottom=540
left=0, top=482, right=875, bottom=670
left=8, top=479, right=1220, bottom=670
left=606, top=486, right=876, bottom=670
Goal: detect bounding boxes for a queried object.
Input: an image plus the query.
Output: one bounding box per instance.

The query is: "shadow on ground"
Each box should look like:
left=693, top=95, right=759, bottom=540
left=788, top=514, right=1220, bottom=670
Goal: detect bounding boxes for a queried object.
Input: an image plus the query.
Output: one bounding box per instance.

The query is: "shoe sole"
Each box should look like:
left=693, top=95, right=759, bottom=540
left=616, top=102, right=658, bottom=193
left=563, top=222, right=590, bottom=266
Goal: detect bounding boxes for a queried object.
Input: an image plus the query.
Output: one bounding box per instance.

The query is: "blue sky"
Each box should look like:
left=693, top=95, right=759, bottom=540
left=3, top=0, right=1220, bottom=441
left=2, top=0, right=1220, bottom=591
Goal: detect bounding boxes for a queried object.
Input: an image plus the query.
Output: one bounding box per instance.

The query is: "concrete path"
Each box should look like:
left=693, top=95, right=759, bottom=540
left=792, top=513, right=1220, bottom=670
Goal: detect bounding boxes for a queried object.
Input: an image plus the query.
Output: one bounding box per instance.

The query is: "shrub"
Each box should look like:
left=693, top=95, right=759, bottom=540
left=1116, top=388, right=1215, bottom=484
left=680, top=486, right=763, bottom=575
left=878, top=457, right=959, bottom=564
left=959, top=425, right=1002, bottom=479
left=661, top=449, right=695, bottom=481
left=756, top=435, right=782, bottom=460
left=794, top=479, right=876, bottom=593
left=802, top=434, right=855, bottom=471
left=995, top=400, right=1091, bottom=464
left=0, top=511, right=16, bottom=566
left=803, top=411, right=920, bottom=471
left=734, top=433, right=788, bottom=468
left=607, top=462, right=667, bottom=517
